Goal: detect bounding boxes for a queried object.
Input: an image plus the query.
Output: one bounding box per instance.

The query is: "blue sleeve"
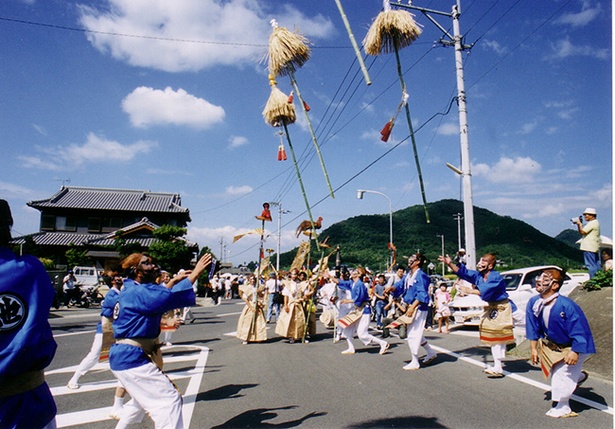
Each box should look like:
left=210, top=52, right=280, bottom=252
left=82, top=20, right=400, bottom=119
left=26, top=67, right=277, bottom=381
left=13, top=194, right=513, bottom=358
left=351, top=281, right=367, bottom=306
left=564, top=301, right=596, bottom=354
left=456, top=264, right=480, bottom=284
left=525, top=296, right=542, bottom=341
left=101, top=288, right=120, bottom=318
left=413, top=272, right=430, bottom=304
left=391, top=278, right=405, bottom=299
left=133, top=279, right=195, bottom=315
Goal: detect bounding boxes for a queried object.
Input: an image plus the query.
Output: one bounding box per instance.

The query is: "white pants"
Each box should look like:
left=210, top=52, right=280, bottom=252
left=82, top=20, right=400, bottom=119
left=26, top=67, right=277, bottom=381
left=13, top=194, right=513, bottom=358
left=551, top=353, right=589, bottom=404
left=357, top=313, right=378, bottom=345
left=406, top=309, right=429, bottom=356
left=112, top=362, right=183, bottom=429
left=70, top=333, right=102, bottom=382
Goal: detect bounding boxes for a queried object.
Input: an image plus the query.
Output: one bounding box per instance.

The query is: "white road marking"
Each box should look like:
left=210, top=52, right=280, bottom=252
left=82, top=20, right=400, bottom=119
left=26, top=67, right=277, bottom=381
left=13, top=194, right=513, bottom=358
left=51, top=345, right=210, bottom=428
left=53, top=330, right=96, bottom=338
left=430, top=344, right=614, bottom=415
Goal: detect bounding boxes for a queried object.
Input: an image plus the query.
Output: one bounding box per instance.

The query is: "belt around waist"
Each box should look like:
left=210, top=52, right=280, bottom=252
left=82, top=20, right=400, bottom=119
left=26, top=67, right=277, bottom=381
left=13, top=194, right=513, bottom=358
left=116, top=337, right=159, bottom=354
left=0, top=370, right=45, bottom=398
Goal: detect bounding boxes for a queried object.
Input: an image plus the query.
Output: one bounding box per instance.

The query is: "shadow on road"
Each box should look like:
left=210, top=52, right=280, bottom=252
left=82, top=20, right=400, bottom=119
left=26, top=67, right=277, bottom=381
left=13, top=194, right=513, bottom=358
left=210, top=405, right=326, bottom=428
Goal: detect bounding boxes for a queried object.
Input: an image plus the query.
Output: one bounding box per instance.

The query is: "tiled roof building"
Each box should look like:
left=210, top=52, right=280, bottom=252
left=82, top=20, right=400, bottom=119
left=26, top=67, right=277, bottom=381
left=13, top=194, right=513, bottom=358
left=13, top=186, right=196, bottom=268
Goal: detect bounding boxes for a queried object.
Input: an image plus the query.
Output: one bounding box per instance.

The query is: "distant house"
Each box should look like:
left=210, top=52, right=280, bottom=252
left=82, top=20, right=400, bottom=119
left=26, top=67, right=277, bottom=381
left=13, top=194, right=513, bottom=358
left=12, top=186, right=197, bottom=269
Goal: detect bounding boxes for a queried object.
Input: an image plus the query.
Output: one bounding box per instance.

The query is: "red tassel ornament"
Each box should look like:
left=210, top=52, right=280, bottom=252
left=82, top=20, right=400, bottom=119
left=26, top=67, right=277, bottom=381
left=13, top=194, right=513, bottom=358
left=302, top=100, right=311, bottom=112
left=380, top=119, right=394, bottom=142
left=277, top=143, right=287, bottom=161
left=287, top=91, right=294, bottom=104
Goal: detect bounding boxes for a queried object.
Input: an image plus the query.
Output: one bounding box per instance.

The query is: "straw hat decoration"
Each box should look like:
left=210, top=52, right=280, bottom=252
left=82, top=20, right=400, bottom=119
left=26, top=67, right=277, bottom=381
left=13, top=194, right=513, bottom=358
left=363, top=0, right=422, bottom=56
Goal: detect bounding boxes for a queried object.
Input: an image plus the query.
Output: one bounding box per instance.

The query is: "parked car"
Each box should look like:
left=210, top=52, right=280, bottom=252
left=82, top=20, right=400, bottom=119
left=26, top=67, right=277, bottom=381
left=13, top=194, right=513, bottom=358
left=72, top=266, right=102, bottom=287
left=448, top=265, right=589, bottom=326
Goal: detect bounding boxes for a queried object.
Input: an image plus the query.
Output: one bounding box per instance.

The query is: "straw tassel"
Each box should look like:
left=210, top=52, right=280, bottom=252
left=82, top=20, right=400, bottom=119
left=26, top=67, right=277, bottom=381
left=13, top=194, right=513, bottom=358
left=363, top=0, right=422, bottom=56
left=268, top=19, right=310, bottom=77
left=262, top=75, right=296, bottom=127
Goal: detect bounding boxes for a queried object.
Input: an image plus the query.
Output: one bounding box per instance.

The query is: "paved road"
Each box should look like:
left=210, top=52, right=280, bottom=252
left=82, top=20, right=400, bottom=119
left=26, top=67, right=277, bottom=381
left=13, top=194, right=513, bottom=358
left=47, top=300, right=613, bottom=428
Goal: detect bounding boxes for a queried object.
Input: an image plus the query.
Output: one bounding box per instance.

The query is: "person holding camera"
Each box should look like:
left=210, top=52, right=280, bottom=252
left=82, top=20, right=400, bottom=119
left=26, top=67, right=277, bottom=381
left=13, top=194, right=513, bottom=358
left=573, top=207, right=601, bottom=278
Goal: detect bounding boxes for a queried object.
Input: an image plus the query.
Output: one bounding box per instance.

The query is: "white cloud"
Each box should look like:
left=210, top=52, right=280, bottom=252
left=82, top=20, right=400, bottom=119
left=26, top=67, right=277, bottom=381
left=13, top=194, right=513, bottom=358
left=78, top=0, right=334, bottom=72
left=473, top=156, right=542, bottom=183
left=554, top=1, right=601, bottom=27
left=546, top=37, right=609, bottom=60
left=19, top=133, right=158, bottom=170
left=225, top=185, right=253, bottom=196
left=228, top=135, right=249, bottom=149
left=0, top=181, right=37, bottom=198
left=122, top=86, right=225, bottom=129
left=18, top=155, right=62, bottom=171
left=32, top=124, right=48, bottom=136
left=436, top=122, right=459, bottom=136
left=482, top=39, right=508, bottom=55
left=519, top=121, right=538, bottom=135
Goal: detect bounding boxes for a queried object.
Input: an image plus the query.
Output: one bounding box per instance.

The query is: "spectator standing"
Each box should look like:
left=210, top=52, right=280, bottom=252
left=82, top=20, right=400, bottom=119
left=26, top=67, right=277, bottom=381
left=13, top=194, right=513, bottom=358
left=373, top=274, right=388, bottom=329
left=526, top=268, right=595, bottom=418
left=573, top=207, right=601, bottom=278
left=435, top=283, right=451, bottom=333
left=224, top=276, right=232, bottom=300
left=0, top=199, right=58, bottom=429
left=62, top=269, right=79, bottom=307
left=265, top=272, right=281, bottom=323
left=454, top=248, right=467, bottom=265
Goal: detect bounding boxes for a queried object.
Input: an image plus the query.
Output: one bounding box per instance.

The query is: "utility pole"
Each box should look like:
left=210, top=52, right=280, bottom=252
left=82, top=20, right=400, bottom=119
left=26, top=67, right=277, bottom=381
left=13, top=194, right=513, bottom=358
left=219, top=237, right=225, bottom=263
left=392, top=1, right=477, bottom=269
left=268, top=201, right=290, bottom=272
left=453, top=213, right=463, bottom=250
left=436, top=234, right=445, bottom=276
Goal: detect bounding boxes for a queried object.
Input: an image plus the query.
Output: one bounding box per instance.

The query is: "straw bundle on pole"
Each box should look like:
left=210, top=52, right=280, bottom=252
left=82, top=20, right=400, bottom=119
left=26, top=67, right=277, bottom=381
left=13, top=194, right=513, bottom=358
left=363, top=0, right=430, bottom=223
left=268, top=19, right=334, bottom=199
left=268, top=19, right=310, bottom=78
left=262, top=75, right=295, bottom=127
left=363, top=0, right=422, bottom=56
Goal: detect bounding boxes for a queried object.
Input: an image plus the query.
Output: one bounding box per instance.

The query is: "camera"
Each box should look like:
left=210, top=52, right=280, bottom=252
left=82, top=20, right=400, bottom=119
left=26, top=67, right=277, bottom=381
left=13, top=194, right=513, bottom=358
left=570, top=215, right=582, bottom=224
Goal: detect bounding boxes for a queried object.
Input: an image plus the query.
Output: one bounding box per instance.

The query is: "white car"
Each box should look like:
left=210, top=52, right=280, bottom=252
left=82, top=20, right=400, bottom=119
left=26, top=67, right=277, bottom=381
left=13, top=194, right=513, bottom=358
left=448, top=265, right=589, bottom=326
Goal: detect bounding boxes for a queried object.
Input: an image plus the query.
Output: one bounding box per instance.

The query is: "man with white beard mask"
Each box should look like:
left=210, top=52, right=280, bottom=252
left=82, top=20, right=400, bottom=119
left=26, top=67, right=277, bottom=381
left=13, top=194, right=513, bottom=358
left=526, top=268, right=595, bottom=418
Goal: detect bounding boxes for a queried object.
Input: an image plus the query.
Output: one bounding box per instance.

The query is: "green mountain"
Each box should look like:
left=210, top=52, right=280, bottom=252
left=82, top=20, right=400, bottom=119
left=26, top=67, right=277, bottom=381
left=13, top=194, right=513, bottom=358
left=278, top=199, right=583, bottom=272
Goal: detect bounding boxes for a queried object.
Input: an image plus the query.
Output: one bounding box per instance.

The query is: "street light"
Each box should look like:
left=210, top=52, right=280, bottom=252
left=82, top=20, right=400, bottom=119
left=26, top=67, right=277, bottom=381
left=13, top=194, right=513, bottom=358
left=357, top=189, right=394, bottom=269
left=436, top=234, right=445, bottom=276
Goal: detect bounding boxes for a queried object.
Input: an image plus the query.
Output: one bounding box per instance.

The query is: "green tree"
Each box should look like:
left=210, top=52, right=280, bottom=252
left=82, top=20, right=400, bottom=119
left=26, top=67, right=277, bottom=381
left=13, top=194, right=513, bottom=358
left=65, top=244, right=90, bottom=268
left=148, top=225, right=193, bottom=273
left=113, top=230, right=144, bottom=258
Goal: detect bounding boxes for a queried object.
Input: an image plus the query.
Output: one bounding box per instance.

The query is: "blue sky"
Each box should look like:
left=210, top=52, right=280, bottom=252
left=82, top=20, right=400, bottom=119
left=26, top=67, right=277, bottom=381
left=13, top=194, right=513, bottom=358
left=0, top=0, right=611, bottom=266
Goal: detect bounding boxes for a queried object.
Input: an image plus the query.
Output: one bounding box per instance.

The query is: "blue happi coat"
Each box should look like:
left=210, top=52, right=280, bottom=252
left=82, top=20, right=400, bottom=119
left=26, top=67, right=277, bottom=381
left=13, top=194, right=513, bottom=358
left=109, top=278, right=195, bottom=371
